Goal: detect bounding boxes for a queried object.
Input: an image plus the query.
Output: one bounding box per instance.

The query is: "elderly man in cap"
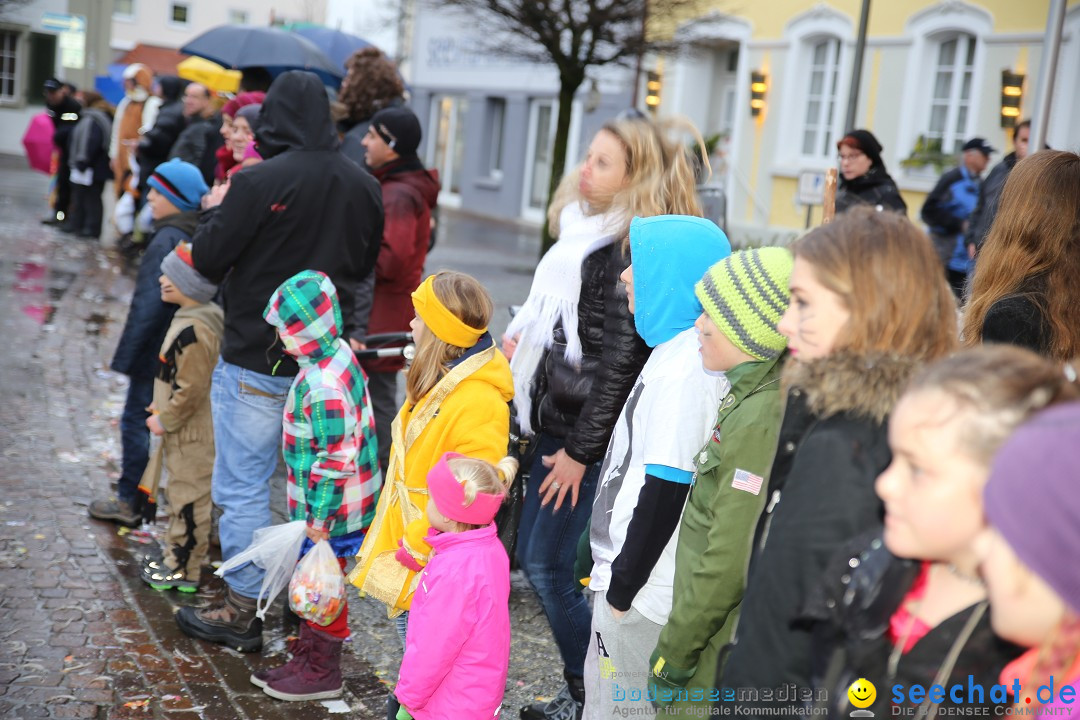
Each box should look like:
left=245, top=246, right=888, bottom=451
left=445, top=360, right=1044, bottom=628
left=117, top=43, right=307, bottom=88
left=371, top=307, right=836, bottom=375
left=920, top=136, right=995, bottom=297
left=350, top=106, right=440, bottom=471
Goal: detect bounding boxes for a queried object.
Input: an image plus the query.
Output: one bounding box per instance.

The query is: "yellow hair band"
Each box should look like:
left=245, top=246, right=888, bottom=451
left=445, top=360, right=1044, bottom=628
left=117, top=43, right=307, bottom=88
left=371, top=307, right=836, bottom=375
left=411, top=275, right=485, bottom=348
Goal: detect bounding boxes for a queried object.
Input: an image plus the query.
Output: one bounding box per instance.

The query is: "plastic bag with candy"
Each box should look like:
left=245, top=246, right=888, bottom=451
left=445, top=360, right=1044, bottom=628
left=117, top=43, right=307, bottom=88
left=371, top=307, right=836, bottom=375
left=289, top=540, right=345, bottom=626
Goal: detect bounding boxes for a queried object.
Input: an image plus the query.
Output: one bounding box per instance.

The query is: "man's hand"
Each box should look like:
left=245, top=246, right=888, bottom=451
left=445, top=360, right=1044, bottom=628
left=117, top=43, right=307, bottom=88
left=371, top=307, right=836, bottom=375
left=349, top=338, right=366, bottom=352
left=203, top=181, right=229, bottom=209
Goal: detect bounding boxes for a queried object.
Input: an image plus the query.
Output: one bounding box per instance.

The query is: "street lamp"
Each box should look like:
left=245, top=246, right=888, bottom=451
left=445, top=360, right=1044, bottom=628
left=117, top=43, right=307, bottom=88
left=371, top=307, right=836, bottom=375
left=750, top=71, right=767, bottom=117
left=1001, top=70, right=1024, bottom=129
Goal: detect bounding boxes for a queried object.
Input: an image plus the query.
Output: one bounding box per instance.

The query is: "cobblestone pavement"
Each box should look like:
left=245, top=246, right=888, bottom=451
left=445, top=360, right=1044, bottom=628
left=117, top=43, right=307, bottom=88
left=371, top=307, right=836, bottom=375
left=0, top=161, right=563, bottom=719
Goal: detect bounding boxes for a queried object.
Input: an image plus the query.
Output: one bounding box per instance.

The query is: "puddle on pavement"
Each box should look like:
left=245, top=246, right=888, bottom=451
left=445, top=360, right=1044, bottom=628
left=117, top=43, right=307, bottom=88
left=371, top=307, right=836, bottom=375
left=4, top=260, right=79, bottom=327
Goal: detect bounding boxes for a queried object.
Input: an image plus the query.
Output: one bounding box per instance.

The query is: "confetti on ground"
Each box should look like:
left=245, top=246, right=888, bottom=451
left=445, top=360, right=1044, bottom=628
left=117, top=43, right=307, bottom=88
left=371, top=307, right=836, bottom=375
left=117, top=527, right=130, bottom=536
left=122, top=699, right=149, bottom=709
left=321, top=700, right=351, bottom=713
left=33, top=534, right=45, bottom=540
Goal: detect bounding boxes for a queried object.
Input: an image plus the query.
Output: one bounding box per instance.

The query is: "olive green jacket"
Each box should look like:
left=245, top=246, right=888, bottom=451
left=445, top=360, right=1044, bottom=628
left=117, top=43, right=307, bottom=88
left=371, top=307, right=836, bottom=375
left=650, top=354, right=786, bottom=711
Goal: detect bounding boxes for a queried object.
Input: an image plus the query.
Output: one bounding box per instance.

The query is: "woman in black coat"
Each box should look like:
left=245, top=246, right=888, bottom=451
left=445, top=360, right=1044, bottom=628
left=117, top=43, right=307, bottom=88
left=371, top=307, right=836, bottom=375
left=717, top=207, right=957, bottom=719
left=835, top=129, right=908, bottom=215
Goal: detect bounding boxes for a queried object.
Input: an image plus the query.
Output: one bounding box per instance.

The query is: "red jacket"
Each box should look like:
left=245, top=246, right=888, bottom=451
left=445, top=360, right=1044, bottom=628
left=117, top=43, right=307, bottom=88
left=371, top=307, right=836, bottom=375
left=364, top=157, right=440, bottom=372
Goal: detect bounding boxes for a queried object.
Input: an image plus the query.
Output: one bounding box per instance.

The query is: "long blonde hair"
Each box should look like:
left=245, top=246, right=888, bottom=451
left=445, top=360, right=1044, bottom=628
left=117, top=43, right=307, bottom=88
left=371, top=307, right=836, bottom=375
left=793, top=205, right=958, bottom=363
left=548, top=115, right=705, bottom=245
left=405, top=271, right=494, bottom=404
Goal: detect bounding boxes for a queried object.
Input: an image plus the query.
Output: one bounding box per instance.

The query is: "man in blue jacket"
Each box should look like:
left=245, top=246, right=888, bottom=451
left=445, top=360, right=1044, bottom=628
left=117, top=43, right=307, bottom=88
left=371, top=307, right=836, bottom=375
left=920, top=137, right=993, bottom=297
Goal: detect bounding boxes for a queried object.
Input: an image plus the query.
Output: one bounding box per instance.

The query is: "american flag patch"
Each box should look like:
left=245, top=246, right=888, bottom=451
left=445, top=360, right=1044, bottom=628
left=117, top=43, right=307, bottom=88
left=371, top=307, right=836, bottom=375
left=732, top=468, right=764, bottom=495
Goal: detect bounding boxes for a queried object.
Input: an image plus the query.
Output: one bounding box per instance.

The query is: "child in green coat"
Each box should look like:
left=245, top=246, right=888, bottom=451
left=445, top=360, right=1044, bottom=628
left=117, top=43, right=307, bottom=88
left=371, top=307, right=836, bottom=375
left=649, top=247, right=793, bottom=713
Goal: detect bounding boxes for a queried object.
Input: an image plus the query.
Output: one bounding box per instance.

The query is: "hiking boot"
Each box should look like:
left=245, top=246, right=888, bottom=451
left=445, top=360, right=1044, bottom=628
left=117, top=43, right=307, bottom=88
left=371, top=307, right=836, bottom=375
left=263, top=625, right=343, bottom=701
left=141, top=560, right=199, bottom=593
left=520, top=670, right=584, bottom=720
left=175, top=587, right=263, bottom=652
left=250, top=623, right=314, bottom=689
left=88, top=497, right=140, bottom=527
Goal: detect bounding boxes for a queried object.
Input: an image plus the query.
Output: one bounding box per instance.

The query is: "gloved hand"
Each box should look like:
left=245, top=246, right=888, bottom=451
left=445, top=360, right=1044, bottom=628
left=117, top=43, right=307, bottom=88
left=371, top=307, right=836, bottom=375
left=395, top=540, right=424, bottom=572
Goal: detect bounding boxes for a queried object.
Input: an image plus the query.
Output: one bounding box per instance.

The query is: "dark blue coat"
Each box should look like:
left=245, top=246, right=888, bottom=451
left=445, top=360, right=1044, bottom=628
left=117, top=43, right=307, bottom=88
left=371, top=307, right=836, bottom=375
left=110, top=212, right=200, bottom=379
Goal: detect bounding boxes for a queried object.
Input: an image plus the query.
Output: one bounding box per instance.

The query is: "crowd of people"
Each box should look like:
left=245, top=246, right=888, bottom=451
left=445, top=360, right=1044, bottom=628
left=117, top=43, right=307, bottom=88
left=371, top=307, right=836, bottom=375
left=43, top=47, right=1080, bottom=720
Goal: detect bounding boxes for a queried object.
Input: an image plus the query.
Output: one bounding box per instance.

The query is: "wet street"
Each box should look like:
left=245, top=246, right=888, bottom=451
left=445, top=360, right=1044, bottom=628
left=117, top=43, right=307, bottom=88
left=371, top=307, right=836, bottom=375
left=0, top=159, right=563, bottom=719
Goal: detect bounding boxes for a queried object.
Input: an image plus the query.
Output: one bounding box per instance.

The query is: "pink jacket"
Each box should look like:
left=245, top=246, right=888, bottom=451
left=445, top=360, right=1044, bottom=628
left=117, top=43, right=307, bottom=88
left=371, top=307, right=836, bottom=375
left=395, top=523, right=510, bottom=719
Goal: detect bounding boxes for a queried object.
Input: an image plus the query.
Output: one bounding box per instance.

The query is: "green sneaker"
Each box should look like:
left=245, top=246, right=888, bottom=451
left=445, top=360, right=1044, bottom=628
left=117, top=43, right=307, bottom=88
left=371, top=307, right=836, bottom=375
left=141, top=560, right=199, bottom=593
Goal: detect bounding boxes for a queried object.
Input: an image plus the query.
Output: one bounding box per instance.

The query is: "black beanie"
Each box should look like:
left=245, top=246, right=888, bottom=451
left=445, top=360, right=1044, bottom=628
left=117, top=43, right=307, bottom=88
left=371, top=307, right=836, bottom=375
left=371, top=106, right=422, bottom=157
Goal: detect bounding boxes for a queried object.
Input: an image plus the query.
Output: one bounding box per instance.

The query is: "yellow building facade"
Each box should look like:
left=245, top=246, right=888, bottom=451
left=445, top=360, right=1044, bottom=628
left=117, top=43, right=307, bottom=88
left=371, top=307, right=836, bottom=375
left=660, top=0, right=1080, bottom=243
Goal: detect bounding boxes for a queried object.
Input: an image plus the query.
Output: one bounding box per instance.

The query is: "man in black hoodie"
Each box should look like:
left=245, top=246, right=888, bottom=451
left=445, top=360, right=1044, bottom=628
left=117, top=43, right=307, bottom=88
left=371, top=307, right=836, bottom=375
left=42, top=78, right=81, bottom=224
left=965, top=120, right=1030, bottom=256
left=176, top=71, right=383, bottom=652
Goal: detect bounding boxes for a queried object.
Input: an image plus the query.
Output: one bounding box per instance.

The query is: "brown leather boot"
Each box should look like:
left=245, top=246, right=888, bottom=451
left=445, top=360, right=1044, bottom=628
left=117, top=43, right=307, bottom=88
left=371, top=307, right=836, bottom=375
left=262, top=625, right=343, bottom=701
left=175, top=587, right=263, bottom=652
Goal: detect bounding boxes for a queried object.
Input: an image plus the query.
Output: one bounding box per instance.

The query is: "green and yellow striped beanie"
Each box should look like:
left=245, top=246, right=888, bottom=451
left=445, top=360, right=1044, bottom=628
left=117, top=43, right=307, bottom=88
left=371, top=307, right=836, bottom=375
left=694, top=247, right=793, bottom=361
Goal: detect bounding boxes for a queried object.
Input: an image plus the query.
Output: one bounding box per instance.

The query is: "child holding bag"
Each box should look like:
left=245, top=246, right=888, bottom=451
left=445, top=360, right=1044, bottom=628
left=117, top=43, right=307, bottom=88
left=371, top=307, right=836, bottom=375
left=348, top=271, right=514, bottom=626
left=393, top=452, right=517, bottom=719
left=251, top=270, right=382, bottom=702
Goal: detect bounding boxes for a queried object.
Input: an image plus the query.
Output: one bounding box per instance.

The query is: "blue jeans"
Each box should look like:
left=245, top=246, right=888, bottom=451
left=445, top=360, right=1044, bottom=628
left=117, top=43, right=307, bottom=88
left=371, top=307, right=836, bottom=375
left=117, top=374, right=155, bottom=504
left=210, top=359, right=292, bottom=599
left=515, top=432, right=600, bottom=680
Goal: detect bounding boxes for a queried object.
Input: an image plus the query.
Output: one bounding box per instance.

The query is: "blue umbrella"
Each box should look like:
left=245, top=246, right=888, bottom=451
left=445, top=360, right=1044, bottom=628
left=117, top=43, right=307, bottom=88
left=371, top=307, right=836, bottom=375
left=288, top=25, right=374, bottom=71
left=181, top=25, right=343, bottom=87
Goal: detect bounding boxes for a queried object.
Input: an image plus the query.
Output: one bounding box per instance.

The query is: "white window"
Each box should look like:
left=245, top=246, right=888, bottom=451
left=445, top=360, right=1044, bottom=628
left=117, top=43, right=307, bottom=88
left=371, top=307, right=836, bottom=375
left=228, top=9, right=249, bottom=25
left=801, top=38, right=842, bottom=157
left=113, top=0, right=135, bottom=20
left=0, top=30, right=17, bottom=103
left=483, top=98, right=505, bottom=180
left=926, top=33, right=975, bottom=155
left=170, top=3, right=190, bottom=26
left=427, top=95, right=469, bottom=197
left=524, top=99, right=558, bottom=211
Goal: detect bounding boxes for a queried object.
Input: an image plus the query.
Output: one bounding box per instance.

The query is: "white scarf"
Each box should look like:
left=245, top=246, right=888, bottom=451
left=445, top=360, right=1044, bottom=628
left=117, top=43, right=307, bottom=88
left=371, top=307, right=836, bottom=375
left=506, top=201, right=622, bottom=434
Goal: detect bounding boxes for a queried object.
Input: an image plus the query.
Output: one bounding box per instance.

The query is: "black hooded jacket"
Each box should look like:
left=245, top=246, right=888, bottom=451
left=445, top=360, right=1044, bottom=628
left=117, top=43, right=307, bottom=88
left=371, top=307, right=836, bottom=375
left=190, top=71, right=383, bottom=378
left=138, top=76, right=187, bottom=197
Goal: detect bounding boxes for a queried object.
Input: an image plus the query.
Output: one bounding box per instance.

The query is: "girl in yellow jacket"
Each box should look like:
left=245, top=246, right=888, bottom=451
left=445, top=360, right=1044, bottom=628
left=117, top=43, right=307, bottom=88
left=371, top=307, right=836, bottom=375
left=348, top=271, right=513, bottom=623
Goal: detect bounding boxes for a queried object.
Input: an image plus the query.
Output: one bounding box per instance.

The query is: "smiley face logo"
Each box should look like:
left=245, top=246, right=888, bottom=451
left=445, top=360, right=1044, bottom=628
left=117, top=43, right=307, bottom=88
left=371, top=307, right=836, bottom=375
left=848, top=678, right=877, bottom=709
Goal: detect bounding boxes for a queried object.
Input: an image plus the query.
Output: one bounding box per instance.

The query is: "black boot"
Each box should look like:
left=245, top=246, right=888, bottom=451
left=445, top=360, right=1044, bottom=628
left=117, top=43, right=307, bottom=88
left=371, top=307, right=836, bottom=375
left=175, top=587, right=263, bottom=652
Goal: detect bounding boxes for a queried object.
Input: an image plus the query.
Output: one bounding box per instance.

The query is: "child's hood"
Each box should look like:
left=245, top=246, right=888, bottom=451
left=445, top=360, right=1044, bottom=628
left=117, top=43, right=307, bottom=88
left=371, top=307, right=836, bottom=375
left=263, top=270, right=343, bottom=361
left=629, top=215, right=731, bottom=347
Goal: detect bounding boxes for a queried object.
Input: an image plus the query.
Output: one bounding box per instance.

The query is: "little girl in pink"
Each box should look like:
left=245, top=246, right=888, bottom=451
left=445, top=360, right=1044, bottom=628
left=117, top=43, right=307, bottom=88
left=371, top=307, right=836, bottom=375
left=394, top=452, right=516, bottom=719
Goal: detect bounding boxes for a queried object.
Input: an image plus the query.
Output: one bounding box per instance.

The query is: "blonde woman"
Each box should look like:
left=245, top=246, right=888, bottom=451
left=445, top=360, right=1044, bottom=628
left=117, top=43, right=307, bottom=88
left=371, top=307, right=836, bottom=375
left=504, top=114, right=703, bottom=720
left=348, top=271, right=512, bottom=628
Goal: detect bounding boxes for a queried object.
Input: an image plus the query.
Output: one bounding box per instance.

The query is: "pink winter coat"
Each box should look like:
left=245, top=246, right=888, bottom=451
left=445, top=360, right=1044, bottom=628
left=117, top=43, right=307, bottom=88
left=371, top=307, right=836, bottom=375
left=395, top=523, right=510, bottom=719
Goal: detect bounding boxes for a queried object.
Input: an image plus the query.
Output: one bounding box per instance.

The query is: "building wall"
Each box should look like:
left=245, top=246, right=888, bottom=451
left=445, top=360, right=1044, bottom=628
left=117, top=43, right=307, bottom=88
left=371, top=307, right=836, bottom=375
left=408, top=4, right=634, bottom=224
left=110, top=0, right=327, bottom=51
left=663, top=0, right=1080, bottom=244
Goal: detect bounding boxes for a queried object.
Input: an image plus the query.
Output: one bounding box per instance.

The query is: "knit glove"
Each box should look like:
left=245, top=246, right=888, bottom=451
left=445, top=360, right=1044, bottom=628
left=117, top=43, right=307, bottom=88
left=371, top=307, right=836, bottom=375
left=395, top=706, right=413, bottom=720
left=648, top=648, right=695, bottom=707
left=395, top=540, right=424, bottom=573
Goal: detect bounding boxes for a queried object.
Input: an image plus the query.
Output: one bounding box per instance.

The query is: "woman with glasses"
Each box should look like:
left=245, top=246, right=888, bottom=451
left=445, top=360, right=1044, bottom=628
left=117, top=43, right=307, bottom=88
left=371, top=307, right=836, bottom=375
left=835, top=130, right=907, bottom=215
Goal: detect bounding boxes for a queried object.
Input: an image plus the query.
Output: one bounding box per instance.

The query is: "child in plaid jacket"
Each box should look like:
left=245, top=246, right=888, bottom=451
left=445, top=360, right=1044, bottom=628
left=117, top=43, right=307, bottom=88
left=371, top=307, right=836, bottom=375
left=258, top=269, right=382, bottom=702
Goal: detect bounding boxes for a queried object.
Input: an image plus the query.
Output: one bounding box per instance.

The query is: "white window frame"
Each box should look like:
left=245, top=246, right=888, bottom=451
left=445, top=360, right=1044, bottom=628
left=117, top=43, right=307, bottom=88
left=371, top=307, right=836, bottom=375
left=775, top=6, right=852, bottom=172
left=0, top=28, right=20, bottom=105
left=168, top=2, right=191, bottom=28
left=113, top=0, right=136, bottom=22
left=924, top=32, right=977, bottom=155
left=426, top=93, right=468, bottom=207
left=482, top=97, right=505, bottom=181
left=896, top=1, right=991, bottom=181
left=800, top=37, right=844, bottom=159
left=227, top=9, right=249, bottom=25
left=521, top=98, right=559, bottom=223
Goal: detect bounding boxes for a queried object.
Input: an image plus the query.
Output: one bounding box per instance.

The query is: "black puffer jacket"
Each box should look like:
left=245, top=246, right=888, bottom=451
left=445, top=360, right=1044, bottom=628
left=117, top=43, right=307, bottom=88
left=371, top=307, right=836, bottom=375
left=535, top=242, right=650, bottom=465
left=804, top=530, right=1021, bottom=719
left=836, top=168, right=908, bottom=215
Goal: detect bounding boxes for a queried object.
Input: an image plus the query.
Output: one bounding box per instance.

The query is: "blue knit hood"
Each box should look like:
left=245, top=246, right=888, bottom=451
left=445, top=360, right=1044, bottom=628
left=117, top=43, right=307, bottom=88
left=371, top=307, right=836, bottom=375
left=629, top=215, right=732, bottom=347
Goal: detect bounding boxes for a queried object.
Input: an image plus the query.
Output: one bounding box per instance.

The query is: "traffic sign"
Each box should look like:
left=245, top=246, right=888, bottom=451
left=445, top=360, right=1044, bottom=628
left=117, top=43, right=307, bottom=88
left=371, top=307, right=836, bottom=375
left=797, top=170, right=826, bottom=206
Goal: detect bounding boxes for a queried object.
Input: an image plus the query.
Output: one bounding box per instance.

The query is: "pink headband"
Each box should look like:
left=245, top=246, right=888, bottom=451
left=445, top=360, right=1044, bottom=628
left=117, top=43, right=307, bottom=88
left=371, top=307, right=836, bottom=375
left=427, top=452, right=505, bottom=526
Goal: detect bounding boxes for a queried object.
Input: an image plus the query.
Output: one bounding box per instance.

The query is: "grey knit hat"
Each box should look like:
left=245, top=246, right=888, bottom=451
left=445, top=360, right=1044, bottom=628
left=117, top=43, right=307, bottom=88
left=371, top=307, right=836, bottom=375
left=160, top=243, right=217, bottom=304
left=984, top=401, right=1080, bottom=614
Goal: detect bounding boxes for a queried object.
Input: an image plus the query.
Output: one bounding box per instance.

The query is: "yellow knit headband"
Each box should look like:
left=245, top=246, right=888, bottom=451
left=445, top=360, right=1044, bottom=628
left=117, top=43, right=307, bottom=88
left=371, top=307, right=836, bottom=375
left=411, top=275, right=486, bottom=348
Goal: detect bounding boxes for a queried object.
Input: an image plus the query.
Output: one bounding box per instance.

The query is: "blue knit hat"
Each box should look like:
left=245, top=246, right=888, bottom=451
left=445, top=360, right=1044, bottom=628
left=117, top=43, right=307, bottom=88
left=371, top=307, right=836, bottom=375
left=148, top=158, right=208, bottom=212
